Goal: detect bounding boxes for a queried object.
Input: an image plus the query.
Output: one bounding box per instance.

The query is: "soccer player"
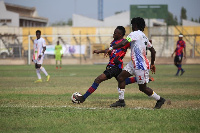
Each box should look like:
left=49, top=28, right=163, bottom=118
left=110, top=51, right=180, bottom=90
left=106, top=17, right=165, bottom=109
left=76, top=26, right=137, bottom=106
left=55, top=41, right=63, bottom=69
left=32, top=30, right=50, bottom=83
left=171, top=34, right=186, bottom=76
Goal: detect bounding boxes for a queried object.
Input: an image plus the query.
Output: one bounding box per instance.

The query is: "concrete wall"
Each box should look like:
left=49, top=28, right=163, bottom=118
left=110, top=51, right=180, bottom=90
left=0, top=1, right=19, bottom=26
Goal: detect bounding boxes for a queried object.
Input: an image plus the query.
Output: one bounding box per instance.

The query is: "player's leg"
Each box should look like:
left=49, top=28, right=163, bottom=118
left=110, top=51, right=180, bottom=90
left=174, top=56, right=180, bottom=76
left=110, top=70, right=131, bottom=107
left=77, top=66, right=121, bottom=103
left=125, top=77, right=137, bottom=85
left=55, top=54, right=58, bottom=69
left=38, top=56, right=50, bottom=81
left=60, top=57, right=62, bottom=69
left=136, top=69, right=165, bottom=109
left=56, top=60, right=58, bottom=69
left=34, top=63, right=42, bottom=83
left=110, top=62, right=133, bottom=107
left=179, top=55, right=185, bottom=76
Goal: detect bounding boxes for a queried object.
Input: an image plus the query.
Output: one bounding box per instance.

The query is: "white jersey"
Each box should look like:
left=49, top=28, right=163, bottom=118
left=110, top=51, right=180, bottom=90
left=32, top=37, right=46, bottom=60
left=126, top=30, right=152, bottom=70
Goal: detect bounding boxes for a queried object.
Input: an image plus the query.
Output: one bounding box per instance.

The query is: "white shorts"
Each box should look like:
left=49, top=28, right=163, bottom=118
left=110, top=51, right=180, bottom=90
left=123, top=61, right=149, bottom=84
left=33, top=55, right=44, bottom=64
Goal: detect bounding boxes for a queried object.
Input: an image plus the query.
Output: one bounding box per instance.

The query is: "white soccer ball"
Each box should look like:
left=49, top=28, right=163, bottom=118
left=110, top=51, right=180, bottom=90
left=71, top=92, right=82, bottom=104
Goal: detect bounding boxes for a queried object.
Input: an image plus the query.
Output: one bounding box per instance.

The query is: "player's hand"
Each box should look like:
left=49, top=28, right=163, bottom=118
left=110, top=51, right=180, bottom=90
left=38, top=55, right=42, bottom=59
left=104, top=49, right=111, bottom=58
left=32, top=59, right=33, bottom=62
left=171, top=54, right=173, bottom=58
left=184, top=55, right=186, bottom=59
left=150, top=64, right=156, bottom=74
left=93, top=50, right=100, bottom=54
left=61, top=54, right=63, bottom=58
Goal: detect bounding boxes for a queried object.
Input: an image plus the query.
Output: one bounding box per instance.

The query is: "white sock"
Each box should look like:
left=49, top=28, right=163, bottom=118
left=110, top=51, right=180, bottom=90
left=118, top=87, right=125, bottom=100
left=150, top=91, right=160, bottom=101
left=40, top=66, right=48, bottom=76
left=36, top=69, right=41, bottom=79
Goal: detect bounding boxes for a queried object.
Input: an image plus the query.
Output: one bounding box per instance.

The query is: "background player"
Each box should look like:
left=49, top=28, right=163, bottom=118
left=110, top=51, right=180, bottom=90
left=107, top=17, right=165, bottom=109
left=171, top=34, right=186, bottom=76
left=54, top=41, right=63, bottom=69
left=32, top=30, right=50, bottom=83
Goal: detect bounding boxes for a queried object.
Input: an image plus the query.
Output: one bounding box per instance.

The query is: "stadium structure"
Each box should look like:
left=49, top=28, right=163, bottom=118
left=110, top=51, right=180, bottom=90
left=0, top=1, right=200, bottom=65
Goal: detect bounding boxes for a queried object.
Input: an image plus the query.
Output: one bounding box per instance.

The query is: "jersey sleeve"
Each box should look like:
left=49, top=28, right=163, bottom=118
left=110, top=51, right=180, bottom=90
left=42, top=39, right=46, bottom=47
left=147, top=41, right=153, bottom=48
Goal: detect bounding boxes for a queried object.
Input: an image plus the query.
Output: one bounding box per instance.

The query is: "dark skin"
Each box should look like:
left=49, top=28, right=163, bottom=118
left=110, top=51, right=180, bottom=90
left=106, top=24, right=156, bottom=96
left=171, top=36, right=186, bottom=66
left=93, top=28, right=124, bottom=84
left=32, top=31, right=46, bottom=68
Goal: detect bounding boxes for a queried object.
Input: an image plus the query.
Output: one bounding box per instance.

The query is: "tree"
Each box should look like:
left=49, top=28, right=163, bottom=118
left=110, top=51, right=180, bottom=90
left=165, top=12, right=178, bottom=26
left=199, top=17, right=200, bottom=23
left=180, top=7, right=187, bottom=25
left=67, top=18, right=73, bottom=26
left=50, top=18, right=73, bottom=26
left=191, top=18, right=194, bottom=21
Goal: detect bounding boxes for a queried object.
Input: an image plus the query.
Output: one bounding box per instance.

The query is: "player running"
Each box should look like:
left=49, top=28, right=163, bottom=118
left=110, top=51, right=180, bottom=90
left=106, top=17, right=165, bottom=109
left=171, top=34, right=186, bottom=76
left=32, top=30, right=50, bottom=83
left=75, top=26, right=153, bottom=107
left=55, top=41, right=63, bottom=69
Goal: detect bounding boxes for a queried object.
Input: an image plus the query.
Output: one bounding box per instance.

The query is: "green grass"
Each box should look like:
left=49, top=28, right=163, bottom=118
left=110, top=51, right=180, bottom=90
left=0, top=64, right=200, bottom=133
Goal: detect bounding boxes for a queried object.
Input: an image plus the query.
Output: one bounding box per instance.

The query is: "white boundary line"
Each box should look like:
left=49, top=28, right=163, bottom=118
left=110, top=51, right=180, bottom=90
left=0, top=105, right=153, bottom=110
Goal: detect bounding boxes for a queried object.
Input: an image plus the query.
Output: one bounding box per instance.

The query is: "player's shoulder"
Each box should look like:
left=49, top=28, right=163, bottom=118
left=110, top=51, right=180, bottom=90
left=40, top=37, right=45, bottom=41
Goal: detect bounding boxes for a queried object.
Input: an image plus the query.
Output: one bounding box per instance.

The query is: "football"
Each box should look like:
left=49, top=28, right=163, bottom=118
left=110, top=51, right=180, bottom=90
left=71, top=92, right=82, bottom=104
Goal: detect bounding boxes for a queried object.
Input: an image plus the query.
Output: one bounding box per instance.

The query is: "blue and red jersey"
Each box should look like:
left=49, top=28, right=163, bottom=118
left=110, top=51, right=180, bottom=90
left=176, top=40, right=185, bottom=56
left=108, top=39, right=130, bottom=69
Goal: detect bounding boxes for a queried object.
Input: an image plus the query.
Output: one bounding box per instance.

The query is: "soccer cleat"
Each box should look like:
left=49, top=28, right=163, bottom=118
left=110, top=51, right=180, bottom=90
left=154, top=97, right=165, bottom=109
left=34, top=79, right=42, bottom=83
left=110, top=99, right=126, bottom=107
left=175, top=74, right=179, bottom=76
left=60, top=67, right=62, bottom=69
left=46, top=75, right=50, bottom=81
left=76, top=95, right=85, bottom=103
left=56, top=67, right=58, bottom=69
left=180, top=70, right=185, bottom=76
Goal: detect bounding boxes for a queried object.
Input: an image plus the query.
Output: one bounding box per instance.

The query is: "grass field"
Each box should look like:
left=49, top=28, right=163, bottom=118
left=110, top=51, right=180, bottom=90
left=0, top=64, right=200, bottom=133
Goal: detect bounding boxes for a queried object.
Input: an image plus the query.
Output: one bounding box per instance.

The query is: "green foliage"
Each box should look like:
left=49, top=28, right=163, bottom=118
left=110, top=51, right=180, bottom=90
left=165, top=12, right=178, bottom=26
left=50, top=18, right=72, bottom=26
left=180, top=7, right=187, bottom=25
left=0, top=65, right=200, bottom=132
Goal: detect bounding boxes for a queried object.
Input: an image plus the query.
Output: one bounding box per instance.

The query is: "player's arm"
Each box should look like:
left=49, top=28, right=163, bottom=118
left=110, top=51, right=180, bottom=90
left=171, top=48, right=176, bottom=57
left=111, top=39, right=129, bottom=50
left=105, top=37, right=130, bottom=57
left=148, top=41, right=156, bottom=74
left=149, top=47, right=156, bottom=65
left=93, top=49, right=108, bottom=54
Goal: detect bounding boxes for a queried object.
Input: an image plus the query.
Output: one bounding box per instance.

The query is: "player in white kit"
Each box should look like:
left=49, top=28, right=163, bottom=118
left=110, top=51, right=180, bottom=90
left=107, top=17, right=165, bottom=109
left=32, top=30, right=50, bottom=83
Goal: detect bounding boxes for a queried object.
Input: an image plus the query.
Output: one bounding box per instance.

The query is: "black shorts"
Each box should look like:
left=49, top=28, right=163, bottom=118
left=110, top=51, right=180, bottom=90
left=103, top=65, right=122, bottom=79
left=174, top=55, right=183, bottom=63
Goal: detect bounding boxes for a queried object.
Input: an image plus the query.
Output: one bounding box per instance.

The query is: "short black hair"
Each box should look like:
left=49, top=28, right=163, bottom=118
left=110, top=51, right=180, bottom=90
left=36, top=30, right=41, bottom=34
left=131, top=17, right=145, bottom=31
left=116, top=26, right=126, bottom=36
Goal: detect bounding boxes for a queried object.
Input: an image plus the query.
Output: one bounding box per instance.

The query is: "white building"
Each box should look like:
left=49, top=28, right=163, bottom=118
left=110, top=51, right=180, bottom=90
left=73, top=11, right=166, bottom=27
left=0, top=1, right=48, bottom=27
